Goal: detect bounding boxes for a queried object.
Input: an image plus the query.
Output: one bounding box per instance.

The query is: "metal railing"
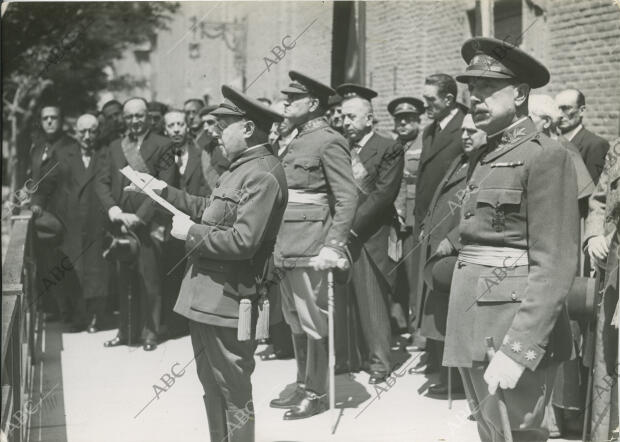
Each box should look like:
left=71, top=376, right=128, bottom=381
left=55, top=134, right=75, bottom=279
left=2, top=211, right=39, bottom=442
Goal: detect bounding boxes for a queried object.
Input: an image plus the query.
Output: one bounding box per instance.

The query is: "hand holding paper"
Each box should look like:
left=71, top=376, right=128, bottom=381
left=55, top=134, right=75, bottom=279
left=123, top=170, right=167, bottom=194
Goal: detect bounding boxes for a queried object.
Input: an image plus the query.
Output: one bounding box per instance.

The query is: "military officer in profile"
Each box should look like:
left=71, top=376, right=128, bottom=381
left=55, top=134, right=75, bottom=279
left=443, top=37, right=579, bottom=441
left=270, top=70, right=358, bottom=420
left=130, top=86, right=288, bottom=442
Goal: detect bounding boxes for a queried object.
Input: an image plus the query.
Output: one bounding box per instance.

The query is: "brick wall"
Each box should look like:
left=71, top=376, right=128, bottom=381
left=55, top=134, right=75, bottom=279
left=365, top=0, right=620, bottom=140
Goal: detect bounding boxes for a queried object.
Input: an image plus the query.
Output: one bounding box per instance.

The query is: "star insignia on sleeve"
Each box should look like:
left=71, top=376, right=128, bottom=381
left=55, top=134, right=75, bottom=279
left=510, top=342, right=522, bottom=353
left=525, top=350, right=537, bottom=361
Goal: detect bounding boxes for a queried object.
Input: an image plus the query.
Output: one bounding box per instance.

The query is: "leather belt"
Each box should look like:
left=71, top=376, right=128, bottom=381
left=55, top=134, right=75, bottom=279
left=288, top=189, right=329, bottom=205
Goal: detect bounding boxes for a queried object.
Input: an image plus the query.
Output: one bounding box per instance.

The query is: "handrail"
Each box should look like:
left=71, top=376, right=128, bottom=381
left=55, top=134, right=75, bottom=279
left=1, top=210, right=37, bottom=442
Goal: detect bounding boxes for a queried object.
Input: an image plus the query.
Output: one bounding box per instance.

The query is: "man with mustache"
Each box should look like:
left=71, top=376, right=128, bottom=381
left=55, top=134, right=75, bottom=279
left=443, top=37, right=579, bottom=441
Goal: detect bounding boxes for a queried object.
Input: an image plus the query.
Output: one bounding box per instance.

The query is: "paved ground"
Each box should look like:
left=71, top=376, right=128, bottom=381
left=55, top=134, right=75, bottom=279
left=27, top=320, right=578, bottom=442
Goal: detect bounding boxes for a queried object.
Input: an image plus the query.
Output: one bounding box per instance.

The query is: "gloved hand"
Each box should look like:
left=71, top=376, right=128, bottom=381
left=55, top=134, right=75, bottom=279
left=31, top=204, right=43, bottom=218
left=118, top=213, right=143, bottom=229
left=309, top=246, right=345, bottom=271
left=435, top=238, right=455, bottom=257
left=170, top=214, right=194, bottom=240
left=587, top=235, right=610, bottom=268
left=483, top=350, right=525, bottom=395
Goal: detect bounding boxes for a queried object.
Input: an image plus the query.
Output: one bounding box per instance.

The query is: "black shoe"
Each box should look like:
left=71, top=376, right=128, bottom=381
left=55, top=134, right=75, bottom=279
left=104, top=336, right=126, bottom=347
left=283, top=391, right=327, bottom=420
left=143, top=341, right=157, bottom=351
left=369, top=371, right=389, bottom=384
left=270, top=386, right=305, bottom=409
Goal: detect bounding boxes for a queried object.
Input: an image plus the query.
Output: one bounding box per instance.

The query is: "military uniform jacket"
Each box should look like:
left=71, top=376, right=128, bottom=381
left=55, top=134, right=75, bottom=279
left=350, top=132, right=404, bottom=285
left=444, top=118, right=579, bottom=371
left=274, top=117, right=358, bottom=267
left=394, top=137, right=423, bottom=228
left=165, top=145, right=288, bottom=327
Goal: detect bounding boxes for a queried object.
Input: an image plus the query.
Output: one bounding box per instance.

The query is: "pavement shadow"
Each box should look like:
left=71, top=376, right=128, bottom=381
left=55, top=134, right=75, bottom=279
left=334, top=374, right=371, bottom=408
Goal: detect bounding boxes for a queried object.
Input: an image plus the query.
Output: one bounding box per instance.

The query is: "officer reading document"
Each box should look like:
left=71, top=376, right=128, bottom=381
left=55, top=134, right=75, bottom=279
left=127, top=86, right=288, bottom=442
left=443, top=37, right=579, bottom=441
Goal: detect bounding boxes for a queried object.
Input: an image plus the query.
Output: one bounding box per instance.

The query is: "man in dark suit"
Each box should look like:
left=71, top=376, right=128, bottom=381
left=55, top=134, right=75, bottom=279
left=412, top=74, right=466, bottom=372
left=34, top=114, right=110, bottom=333
left=336, top=83, right=404, bottom=384
left=129, top=86, right=288, bottom=442
left=29, top=104, right=79, bottom=322
left=418, top=113, right=486, bottom=396
left=556, top=88, right=610, bottom=184
left=160, top=109, right=210, bottom=338
left=183, top=98, right=205, bottom=141
left=95, top=97, right=176, bottom=351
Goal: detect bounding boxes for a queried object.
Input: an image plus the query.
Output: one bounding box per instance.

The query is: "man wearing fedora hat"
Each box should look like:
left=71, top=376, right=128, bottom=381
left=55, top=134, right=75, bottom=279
left=418, top=113, right=486, bottom=397
left=269, top=71, right=357, bottom=419
left=129, top=86, right=288, bottom=442
left=443, top=37, right=579, bottom=441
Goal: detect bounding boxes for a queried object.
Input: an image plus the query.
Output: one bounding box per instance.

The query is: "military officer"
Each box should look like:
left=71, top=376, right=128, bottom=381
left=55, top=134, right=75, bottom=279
left=130, top=86, right=288, bottom=442
left=270, top=71, right=358, bottom=419
left=443, top=37, right=580, bottom=442
left=389, top=96, right=425, bottom=330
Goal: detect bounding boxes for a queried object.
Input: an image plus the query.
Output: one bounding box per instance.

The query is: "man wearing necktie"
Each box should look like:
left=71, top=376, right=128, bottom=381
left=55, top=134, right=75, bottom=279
left=160, top=109, right=210, bottom=339
left=30, top=104, right=81, bottom=323
left=95, top=97, right=176, bottom=351
left=336, top=83, right=404, bottom=384
left=411, top=74, right=466, bottom=374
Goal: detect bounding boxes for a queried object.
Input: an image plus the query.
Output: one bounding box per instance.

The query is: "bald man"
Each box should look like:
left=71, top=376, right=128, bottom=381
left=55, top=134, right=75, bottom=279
left=339, top=86, right=404, bottom=383
left=95, top=97, right=176, bottom=350
left=556, top=88, right=610, bottom=184
left=33, top=114, right=110, bottom=332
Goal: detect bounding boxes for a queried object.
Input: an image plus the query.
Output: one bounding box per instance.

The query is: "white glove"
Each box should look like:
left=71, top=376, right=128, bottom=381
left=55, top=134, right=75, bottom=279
left=108, top=206, right=123, bottom=222
left=483, top=350, right=525, bottom=395
left=170, top=214, right=194, bottom=240
left=587, top=235, right=610, bottom=267
left=435, top=238, right=455, bottom=257
left=309, top=247, right=343, bottom=271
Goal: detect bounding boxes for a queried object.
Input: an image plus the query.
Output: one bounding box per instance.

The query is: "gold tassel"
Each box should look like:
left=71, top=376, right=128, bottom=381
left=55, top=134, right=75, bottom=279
left=255, top=297, right=270, bottom=340
left=237, top=298, right=252, bottom=341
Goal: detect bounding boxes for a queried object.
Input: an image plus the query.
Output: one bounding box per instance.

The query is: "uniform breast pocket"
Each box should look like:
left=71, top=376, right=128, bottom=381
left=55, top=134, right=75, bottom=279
left=203, top=187, right=242, bottom=227
left=475, top=188, right=524, bottom=235
left=292, top=156, right=323, bottom=187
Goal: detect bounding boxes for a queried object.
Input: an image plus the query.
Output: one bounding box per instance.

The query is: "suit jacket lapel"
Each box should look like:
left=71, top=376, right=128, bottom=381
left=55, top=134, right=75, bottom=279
left=183, top=142, right=200, bottom=188
left=421, top=110, right=463, bottom=168
left=359, top=133, right=379, bottom=164
left=571, top=127, right=586, bottom=153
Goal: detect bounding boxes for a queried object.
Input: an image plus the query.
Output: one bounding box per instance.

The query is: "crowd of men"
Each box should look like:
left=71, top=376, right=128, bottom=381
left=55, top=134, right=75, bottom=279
left=23, top=35, right=618, bottom=442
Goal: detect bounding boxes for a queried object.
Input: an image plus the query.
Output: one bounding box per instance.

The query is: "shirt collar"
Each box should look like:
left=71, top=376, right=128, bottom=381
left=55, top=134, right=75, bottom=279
left=229, top=143, right=271, bottom=170
left=565, top=123, right=583, bottom=142
left=356, top=130, right=374, bottom=148
left=438, top=107, right=459, bottom=131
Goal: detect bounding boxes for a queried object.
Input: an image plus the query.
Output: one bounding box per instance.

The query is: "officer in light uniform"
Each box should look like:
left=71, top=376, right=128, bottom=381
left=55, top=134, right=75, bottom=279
left=443, top=37, right=580, bottom=441
left=270, top=70, right=358, bottom=420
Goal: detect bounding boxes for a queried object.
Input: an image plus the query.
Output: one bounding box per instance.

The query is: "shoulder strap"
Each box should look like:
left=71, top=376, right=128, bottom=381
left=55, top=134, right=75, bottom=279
left=121, top=136, right=150, bottom=173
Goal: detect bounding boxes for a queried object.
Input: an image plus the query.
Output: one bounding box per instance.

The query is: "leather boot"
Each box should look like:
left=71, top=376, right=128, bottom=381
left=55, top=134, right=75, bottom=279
left=225, top=408, right=254, bottom=442
left=305, top=337, right=329, bottom=397
left=269, top=333, right=307, bottom=409
left=283, top=390, right=328, bottom=420
left=203, top=394, right=227, bottom=442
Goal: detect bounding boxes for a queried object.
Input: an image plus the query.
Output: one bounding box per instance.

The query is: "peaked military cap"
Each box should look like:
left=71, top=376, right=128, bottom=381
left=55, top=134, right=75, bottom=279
left=281, top=70, right=335, bottom=102
left=388, top=97, right=425, bottom=116
left=147, top=101, right=168, bottom=113
left=211, top=85, right=283, bottom=128
left=328, top=94, right=343, bottom=107
left=336, top=83, right=378, bottom=101
left=199, top=104, right=219, bottom=117
left=456, top=37, right=550, bottom=88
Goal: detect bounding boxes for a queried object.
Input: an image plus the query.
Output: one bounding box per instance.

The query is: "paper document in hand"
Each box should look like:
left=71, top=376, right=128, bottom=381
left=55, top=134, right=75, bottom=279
left=119, top=166, right=189, bottom=219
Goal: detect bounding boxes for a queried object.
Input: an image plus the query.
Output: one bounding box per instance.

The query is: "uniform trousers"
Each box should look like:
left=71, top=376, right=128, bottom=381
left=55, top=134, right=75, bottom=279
left=350, top=247, right=392, bottom=374
left=280, top=267, right=329, bottom=395
left=189, top=321, right=257, bottom=442
left=459, top=363, right=558, bottom=442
